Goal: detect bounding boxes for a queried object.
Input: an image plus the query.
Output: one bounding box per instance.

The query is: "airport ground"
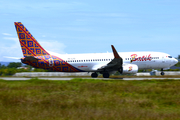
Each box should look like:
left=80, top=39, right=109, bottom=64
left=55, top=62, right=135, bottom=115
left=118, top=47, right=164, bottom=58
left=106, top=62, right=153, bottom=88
left=1, top=76, right=180, bottom=80
left=0, top=76, right=180, bottom=119
left=1, top=71, right=180, bottom=80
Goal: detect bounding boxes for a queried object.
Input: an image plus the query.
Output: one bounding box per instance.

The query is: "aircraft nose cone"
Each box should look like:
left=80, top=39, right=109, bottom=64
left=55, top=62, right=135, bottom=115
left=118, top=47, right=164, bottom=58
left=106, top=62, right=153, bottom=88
left=174, top=59, right=178, bottom=64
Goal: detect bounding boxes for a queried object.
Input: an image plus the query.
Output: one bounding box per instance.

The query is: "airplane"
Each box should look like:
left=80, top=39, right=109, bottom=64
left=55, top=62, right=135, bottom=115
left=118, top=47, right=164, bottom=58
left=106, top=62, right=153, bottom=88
left=14, top=22, right=178, bottom=78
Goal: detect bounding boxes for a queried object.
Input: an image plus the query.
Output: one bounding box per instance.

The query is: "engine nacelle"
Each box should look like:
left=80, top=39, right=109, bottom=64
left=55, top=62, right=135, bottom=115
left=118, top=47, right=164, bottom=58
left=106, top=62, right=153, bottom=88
left=121, top=64, right=138, bottom=74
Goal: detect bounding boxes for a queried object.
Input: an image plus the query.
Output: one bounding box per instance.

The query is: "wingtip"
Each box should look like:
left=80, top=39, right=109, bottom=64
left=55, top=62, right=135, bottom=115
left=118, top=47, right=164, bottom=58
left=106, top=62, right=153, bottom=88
left=111, top=45, right=115, bottom=51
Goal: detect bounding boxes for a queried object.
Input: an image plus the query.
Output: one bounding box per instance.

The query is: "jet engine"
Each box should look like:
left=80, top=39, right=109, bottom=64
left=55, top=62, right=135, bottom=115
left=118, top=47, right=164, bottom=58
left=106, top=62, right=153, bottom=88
left=121, top=64, right=138, bottom=74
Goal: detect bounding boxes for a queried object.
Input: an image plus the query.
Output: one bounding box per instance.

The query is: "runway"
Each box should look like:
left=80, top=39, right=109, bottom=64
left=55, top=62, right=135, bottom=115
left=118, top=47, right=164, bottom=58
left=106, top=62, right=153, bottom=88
left=1, top=77, right=180, bottom=81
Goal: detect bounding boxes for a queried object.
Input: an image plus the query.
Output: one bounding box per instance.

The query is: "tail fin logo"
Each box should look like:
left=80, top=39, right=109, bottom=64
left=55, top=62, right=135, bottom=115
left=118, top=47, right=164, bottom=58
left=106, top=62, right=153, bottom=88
left=14, top=22, right=50, bottom=57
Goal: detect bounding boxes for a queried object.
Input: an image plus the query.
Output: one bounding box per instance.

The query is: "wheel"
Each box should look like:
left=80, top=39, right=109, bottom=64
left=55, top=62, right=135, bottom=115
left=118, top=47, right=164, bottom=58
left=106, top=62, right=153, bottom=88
left=119, top=67, right=123, bottom=74
left=91, top=72, right=98, bottom=78
left=161, top=72, right=165, bottom=75
left=103, top=73, right=110, bottom=78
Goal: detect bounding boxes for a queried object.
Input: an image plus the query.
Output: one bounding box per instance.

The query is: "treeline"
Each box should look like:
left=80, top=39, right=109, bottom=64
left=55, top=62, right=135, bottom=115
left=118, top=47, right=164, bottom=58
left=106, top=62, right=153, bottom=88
left=0, top=62, right=22, bottom=69
left=0, top=62, right=48, bottom=76
left=175, top=61, right=180, bottom=67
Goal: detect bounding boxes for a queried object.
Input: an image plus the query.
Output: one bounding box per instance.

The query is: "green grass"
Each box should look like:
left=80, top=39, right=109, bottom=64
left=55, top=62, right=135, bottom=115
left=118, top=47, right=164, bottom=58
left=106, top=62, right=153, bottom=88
left=0, top=78, right=180, bottom=120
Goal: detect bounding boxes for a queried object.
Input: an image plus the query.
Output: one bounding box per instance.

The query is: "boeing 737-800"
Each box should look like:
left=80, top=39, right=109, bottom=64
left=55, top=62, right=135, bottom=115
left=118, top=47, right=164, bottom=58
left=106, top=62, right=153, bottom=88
left=14, top=22, right=178, bottom=78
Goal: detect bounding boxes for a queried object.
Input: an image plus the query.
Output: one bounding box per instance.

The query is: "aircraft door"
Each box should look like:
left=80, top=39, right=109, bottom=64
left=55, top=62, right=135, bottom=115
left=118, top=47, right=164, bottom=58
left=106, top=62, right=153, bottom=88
left=162, top=56, right=165, bottom=63
left=48, top=58, right=54, bottom=67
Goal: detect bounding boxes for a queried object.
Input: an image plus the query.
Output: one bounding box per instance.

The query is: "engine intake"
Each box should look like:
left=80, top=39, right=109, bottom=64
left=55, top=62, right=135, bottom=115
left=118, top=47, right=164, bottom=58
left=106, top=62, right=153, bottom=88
left=121, top=64, right=138, bottom=74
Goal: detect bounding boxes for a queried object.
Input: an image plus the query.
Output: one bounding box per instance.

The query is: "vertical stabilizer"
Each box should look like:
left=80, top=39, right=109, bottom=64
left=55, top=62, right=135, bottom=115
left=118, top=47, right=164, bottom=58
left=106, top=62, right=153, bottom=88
left=14, top=22, right=50, bottom=57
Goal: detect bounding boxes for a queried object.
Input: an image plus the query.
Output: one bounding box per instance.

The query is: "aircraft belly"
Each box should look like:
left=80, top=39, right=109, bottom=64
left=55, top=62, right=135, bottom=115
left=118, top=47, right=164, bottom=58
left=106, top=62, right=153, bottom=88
left=159, top=63, right=171, bottom=69
left=71, top=63, right=97, bottom=71
left=138, top=64, right=147, bottom=69
left=133, top=61, right=152, bottom=69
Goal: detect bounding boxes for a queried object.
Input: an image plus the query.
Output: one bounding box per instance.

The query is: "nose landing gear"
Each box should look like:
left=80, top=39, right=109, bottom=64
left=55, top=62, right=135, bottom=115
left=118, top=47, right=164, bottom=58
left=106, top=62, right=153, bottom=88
left=161, top=68, right=165, bottom=75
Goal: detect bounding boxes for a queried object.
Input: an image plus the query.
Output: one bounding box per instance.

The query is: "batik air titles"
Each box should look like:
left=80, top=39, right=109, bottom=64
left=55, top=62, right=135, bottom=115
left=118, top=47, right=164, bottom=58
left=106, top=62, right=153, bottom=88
left=14, top=22, right=178, bottom=78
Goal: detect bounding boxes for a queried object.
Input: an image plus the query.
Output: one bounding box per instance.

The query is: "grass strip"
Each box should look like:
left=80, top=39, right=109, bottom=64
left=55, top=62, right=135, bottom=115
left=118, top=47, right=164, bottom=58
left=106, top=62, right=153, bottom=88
left=0, top=78, right=179, bottom=120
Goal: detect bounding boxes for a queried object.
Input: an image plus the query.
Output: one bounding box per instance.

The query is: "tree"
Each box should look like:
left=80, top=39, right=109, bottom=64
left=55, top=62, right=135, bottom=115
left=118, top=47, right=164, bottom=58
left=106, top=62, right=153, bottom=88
left=0, top=63, right=6, bottom=69
left=7, top=62, right=22, bottom=68
left=175, top=62, right=180, bottom=67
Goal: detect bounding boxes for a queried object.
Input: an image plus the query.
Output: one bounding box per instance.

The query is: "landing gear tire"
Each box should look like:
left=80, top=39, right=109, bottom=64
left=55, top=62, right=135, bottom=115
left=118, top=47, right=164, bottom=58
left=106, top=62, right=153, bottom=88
left=161, top=72, right=164, bottom=75
left=103, top=73, right=110, bottom=78
left=118, top=67, right=123, bottom=74
left=91, top=72, right=98, bottom=78
left=161, top=68, right=165, bottom=76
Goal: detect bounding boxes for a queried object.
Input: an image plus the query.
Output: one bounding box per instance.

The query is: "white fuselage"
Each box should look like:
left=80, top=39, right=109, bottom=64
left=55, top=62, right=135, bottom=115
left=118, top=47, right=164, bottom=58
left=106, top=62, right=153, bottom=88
left=49, top=51, right=178, bottom=72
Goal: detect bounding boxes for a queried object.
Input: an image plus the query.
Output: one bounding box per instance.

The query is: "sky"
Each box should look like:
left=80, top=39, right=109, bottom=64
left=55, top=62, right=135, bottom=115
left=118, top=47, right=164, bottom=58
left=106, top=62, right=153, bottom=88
left=0, top=0, right=180, bottom=62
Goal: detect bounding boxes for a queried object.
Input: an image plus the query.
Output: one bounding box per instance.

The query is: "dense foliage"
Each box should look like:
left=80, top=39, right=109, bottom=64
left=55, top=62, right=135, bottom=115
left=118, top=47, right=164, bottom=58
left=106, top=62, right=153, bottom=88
left=175, top=61, right=180, bottom=67
left=0, top=62, right=48, bottom=76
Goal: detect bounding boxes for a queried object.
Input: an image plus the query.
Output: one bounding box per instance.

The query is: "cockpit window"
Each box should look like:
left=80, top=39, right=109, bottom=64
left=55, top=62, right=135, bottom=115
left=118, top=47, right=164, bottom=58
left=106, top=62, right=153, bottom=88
left=168, top=56, right=172, bottom=58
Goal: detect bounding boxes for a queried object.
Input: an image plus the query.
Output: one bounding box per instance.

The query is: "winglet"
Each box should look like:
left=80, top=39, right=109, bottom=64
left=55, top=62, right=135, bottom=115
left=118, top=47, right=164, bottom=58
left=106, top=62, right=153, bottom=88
left=111, top=45, right=121, bottom=58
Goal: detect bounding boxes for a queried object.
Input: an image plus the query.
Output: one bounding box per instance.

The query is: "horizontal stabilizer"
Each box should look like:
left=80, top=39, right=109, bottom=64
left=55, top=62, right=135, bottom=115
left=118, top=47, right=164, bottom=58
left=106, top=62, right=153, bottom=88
left=23, top=56, right=40, bottom=62
left=3, top=56, right=20, bottom=60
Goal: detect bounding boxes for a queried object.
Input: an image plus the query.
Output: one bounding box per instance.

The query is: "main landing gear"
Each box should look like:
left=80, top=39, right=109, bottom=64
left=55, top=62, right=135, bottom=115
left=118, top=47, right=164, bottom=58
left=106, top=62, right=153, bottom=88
left=91, top=72, right=110, bottom=78
left=102, top=72, right=110, bottom=78
left=161, top=68, right=165, bottom=75
left=91, top=72, right=98, bottom=78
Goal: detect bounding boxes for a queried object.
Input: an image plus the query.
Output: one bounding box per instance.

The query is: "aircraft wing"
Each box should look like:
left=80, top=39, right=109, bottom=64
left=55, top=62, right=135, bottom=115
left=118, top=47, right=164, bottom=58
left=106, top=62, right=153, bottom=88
left=97, top=45, right=123, bottom=72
